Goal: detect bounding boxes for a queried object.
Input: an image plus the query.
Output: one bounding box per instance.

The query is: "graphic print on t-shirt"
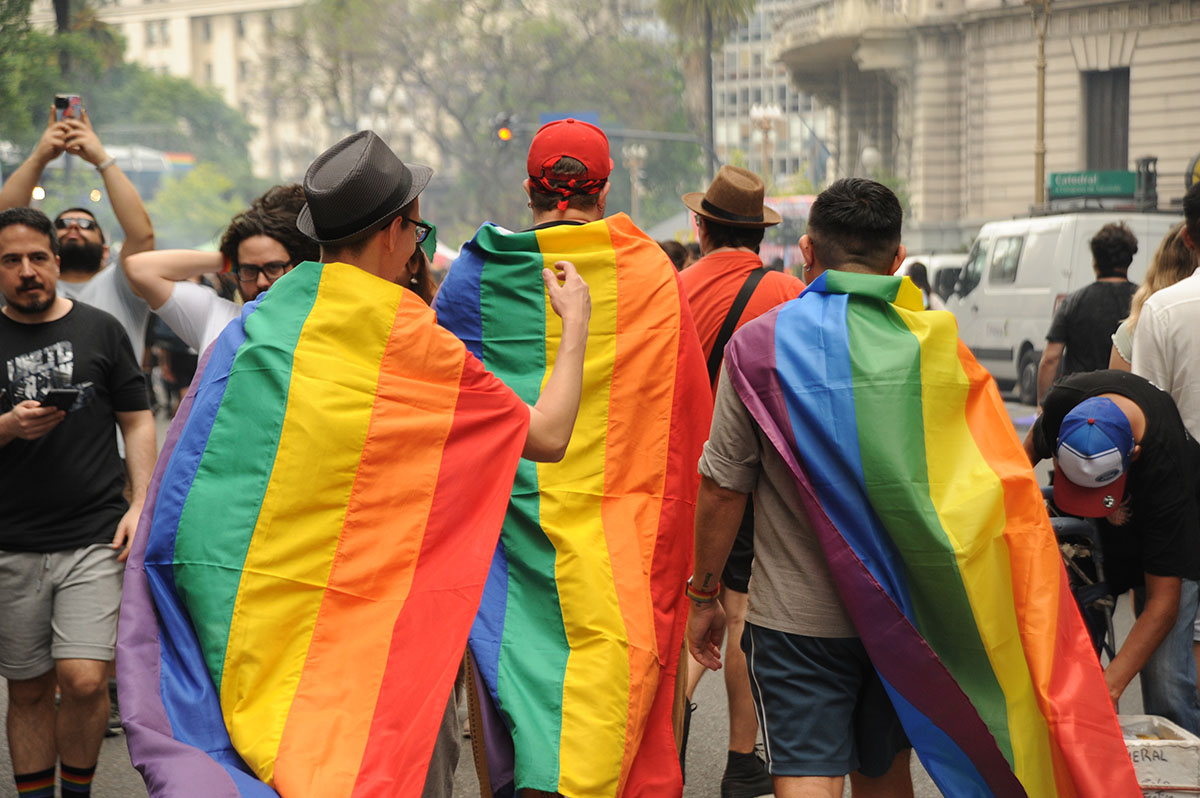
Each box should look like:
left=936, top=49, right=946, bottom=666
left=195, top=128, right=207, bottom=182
left=4, top=341, right=88, bottom=410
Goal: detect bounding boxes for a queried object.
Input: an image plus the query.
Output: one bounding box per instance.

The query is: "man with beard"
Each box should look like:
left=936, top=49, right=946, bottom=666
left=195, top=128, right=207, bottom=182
left=0, top=107, right=155, bottom=362
left=0, top=207, right=156, bottom=798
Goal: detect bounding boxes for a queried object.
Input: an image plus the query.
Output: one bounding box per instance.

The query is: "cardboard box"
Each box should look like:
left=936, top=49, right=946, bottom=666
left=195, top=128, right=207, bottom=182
left=1121, top=715, right=1200, bottom=796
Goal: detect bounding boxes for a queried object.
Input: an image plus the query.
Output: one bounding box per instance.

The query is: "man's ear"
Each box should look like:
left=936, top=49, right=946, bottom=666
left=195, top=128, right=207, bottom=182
left=523, top=178, right=533, bottom=203
left=1184, top=226, right=1197, bottom=253
left=798, top=234, right=814, bottom=271
left=1131, top=443, right=1142, bottom=462
left=888, top=244, right=907, bottom=276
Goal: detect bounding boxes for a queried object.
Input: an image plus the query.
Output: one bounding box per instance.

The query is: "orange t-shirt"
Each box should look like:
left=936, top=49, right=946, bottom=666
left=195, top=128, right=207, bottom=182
left=679, top=250, right=805, bottom=392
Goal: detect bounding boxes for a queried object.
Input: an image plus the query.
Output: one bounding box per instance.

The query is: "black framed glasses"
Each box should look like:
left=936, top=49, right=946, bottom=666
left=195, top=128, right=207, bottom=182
left=54, top=217, right=99, bottom=231
left=404, top=217, right=433, bottom=244
left=236, top=261, right=290, bottom=281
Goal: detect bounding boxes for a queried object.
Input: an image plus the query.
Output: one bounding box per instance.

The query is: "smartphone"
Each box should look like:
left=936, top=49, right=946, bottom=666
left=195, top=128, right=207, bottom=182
left=54, top=93, right=82, bottom=120
left=39, top=387, right=80, bottom=411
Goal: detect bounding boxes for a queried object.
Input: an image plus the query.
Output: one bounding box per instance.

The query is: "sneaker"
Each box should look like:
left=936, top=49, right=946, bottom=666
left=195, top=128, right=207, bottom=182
left=720, top=749, right=774, bottom=798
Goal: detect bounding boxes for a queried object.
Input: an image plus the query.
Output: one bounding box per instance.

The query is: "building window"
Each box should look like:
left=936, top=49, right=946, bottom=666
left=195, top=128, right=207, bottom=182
left=159, top=20, right=169, bottom=44
left=236, top=15, right=246, bottom=37
left=1083, top=68, right=1129, bottom=171
left=205, top=62, right=213, bottom=83
left=239, top=60, right=249, bottom=80
left=145, top=20, right=156, bottom=45
left=201, top=19, right=211, bottom=42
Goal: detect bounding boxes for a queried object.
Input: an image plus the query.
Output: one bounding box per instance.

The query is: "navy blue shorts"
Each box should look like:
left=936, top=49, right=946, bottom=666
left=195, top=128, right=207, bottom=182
left=742, top=622, right=910, bottom=778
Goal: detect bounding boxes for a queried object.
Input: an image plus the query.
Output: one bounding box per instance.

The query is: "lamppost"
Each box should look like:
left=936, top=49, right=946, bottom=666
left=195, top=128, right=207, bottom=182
left=1029, top=0, right=1052, bottom=205
left=622, top=143, right=647, bottom=225
left=749, top=103, right=783, bottom=184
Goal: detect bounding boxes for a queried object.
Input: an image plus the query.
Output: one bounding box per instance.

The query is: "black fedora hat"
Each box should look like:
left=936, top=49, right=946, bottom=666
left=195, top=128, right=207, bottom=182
left=297, top=130, right=433, bottom=245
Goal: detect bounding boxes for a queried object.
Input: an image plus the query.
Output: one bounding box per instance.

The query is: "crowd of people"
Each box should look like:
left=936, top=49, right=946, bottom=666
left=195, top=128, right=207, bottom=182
left=1, top=102, right=1199, bottom=798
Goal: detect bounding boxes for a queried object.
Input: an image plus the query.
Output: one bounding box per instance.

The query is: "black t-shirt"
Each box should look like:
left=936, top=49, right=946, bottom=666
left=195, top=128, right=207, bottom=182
left=1046, top=280, right=1137, bottom=376
left=0, top=301, right=149, bottom=552
left=1031, top=370, right=1200, bottom=593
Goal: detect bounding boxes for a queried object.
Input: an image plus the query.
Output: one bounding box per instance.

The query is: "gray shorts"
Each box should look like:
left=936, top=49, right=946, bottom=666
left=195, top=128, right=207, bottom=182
left=0, top=543, right=124, bottom=680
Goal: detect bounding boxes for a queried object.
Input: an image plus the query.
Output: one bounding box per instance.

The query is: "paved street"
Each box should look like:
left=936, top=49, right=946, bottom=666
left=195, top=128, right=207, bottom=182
left=0, top=393, right=1145, bottom=797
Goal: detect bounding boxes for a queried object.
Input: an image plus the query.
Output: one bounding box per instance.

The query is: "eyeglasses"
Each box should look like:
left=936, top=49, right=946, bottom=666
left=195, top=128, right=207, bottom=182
left=236, top=261, right=290, bottom=281
left=54, top=217, right=99, bottom=231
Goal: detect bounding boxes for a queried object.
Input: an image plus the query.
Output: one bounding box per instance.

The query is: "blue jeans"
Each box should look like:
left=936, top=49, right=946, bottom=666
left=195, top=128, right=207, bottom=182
left=1133, top=578, right=1200, bottom=735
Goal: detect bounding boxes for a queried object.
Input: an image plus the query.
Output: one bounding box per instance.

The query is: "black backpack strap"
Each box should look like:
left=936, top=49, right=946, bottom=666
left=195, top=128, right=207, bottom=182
left=707, top=266, right=769, bottom=385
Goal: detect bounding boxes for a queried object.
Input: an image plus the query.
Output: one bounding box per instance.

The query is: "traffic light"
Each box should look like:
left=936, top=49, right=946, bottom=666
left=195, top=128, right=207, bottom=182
left=493, top=113, right=515, bottom=145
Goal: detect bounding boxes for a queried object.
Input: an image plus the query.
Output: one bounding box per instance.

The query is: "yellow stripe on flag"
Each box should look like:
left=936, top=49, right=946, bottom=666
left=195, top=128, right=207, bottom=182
left=218, top=265, right=400, bottom=784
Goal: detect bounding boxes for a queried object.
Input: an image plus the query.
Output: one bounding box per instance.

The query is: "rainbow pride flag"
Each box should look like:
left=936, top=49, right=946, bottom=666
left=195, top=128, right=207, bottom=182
left=117, top=261, right=530, bottom=797
left=723, top=270, right=1139, bottom=797
left=435, top=214, right=711, bottom=797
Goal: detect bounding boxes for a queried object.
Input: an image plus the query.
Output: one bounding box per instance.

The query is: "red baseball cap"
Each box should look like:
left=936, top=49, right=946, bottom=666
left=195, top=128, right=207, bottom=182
left=526, top=118, right=613, bottom=181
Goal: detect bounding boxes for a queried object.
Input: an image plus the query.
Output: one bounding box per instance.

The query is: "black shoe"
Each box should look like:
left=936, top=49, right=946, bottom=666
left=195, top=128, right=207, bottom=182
left=720, top=749, right=774, bottom=798
left=679, top=700, right=696, bottom=783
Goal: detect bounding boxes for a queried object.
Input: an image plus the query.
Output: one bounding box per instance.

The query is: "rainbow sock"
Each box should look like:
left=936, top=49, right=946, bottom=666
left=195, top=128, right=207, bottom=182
left=60, top=762, right=96, bottom=796
left=14, top=767, right=55, bottom=798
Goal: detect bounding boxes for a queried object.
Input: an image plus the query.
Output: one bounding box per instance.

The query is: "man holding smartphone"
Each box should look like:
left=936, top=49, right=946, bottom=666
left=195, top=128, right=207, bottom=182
left=0, top=102, right=155, bottom=363
left=0, top=207, right=155, bottom=798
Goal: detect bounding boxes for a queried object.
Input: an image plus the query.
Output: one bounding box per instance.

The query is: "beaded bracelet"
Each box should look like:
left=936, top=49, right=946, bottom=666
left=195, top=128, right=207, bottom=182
left=686, top=576, right=720, bottom=604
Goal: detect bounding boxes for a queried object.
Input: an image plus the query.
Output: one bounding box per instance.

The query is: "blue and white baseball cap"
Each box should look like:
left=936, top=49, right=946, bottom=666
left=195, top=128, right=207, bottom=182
left=1053, top=396, right=1135, bottom=518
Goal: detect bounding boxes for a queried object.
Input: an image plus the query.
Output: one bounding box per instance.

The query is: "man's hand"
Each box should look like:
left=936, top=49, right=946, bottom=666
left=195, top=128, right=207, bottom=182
left=543, top=261, right=590, bottom=333
left=1, top=400, right=66, bottom=442
left=34, top=106, right=69, bottom=165
left=111, top=501, right=142, bottom=563
left=1105, top=495, right=1133, bottom=527
left=687, top=598, right=727, bottom=671
left=62, top=110, right=108, bottom=166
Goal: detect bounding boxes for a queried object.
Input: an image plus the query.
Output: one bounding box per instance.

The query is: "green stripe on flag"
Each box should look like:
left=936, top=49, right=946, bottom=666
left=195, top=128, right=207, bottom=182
left=846, top=296, right=1015, bottom=766
left=171, top=264, right=324, bottom=691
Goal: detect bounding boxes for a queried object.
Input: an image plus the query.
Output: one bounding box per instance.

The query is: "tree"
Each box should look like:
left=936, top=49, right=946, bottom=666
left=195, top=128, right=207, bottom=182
left=146, top=164, right=255, bottom=249
left=656, top=0, right=757, bottom=179
left=271, top=0, right=702, bottom=244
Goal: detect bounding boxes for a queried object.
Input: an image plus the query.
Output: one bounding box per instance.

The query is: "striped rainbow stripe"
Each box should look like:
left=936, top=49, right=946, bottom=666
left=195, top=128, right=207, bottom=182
left=435, top=214, right=710, bottom=797
left=117, top=261, right=529, bottom=797
left=723, top=270, right=1139, bottom=797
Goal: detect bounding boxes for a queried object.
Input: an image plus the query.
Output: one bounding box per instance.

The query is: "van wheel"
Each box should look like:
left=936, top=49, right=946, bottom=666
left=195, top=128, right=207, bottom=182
left=1018, top=350, right=1039, bottom=406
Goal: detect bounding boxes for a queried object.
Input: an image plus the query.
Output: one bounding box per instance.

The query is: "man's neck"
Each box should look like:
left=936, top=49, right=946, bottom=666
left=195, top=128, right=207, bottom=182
left=58, top=268, right=98, bottom=283
left=2, top=296, right=72, bottom=324
left=531, top=210, right=601, bottom=226
left=704, top=246, right=756, bottom=257
left=1096, top=275, right=1129, bottom=284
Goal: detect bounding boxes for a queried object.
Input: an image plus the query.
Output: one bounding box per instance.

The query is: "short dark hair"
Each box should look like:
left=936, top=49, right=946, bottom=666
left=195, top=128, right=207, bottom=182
left=0, top=207, right=60, bottom=256
left=54, top=207, right=104, bottom=243
left=220, top=184, right=320, bottom=270
left=700, top=217, right=765, bottom=254
left=528, top=157, right=604, bottom=214
left=1183, top=182, right=1200, bottom=247
left=658, top=239, right=687, bottom=270
left=320, top=199, right=414, bottom=262
left=806, top=178, right=902, bottom=273
left=1090, top=222, right=1138, bottom=277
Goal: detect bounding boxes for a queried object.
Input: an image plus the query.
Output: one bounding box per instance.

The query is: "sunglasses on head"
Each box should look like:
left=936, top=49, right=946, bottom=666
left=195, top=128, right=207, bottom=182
left=54, top=217, right=99, bottom=231
left=236, top=261, right=291, bottom=282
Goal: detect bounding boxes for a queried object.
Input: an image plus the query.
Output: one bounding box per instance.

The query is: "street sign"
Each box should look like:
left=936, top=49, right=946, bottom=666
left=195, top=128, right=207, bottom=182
left=1047, top=170, right=1137, bottom=199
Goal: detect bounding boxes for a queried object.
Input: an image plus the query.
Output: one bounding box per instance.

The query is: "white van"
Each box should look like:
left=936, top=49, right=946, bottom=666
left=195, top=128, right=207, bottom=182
left=898, top=253, right=968, bottom=304
left=946, top=211, right=1181, bottom=404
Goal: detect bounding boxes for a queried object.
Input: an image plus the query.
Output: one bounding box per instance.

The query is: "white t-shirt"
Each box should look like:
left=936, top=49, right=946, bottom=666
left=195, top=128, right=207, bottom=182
left=154, top=281, right=241, bottom=355
left=58, top=264, right=150, bottom=363
left=1133, top=270, right=1200, bottom=438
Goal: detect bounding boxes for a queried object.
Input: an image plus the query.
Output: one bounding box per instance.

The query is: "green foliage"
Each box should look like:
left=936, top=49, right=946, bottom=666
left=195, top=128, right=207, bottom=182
left=1, top=5, right=254, bottom=188
left=271, top=0, right=703, bottom=244
left=146, top=164, right=256, bottom=249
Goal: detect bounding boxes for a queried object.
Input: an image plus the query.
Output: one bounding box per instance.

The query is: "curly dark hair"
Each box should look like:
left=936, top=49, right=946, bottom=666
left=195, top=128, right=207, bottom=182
left=1089, top=222, right=1138, bottom=277
left=219, top=184, right=320, bottom=269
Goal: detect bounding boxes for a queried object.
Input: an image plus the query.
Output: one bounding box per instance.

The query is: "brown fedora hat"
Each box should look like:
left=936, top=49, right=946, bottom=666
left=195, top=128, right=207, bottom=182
left=682, top=165, right=781, bottom=228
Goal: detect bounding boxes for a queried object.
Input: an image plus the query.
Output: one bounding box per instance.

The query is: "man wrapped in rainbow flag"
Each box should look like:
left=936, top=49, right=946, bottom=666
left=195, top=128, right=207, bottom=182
left=435, top=119, right=711, bottom=798
left=687, top=177, right=1140, bottom=798
left=117, top=131, right=592, bottom=797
